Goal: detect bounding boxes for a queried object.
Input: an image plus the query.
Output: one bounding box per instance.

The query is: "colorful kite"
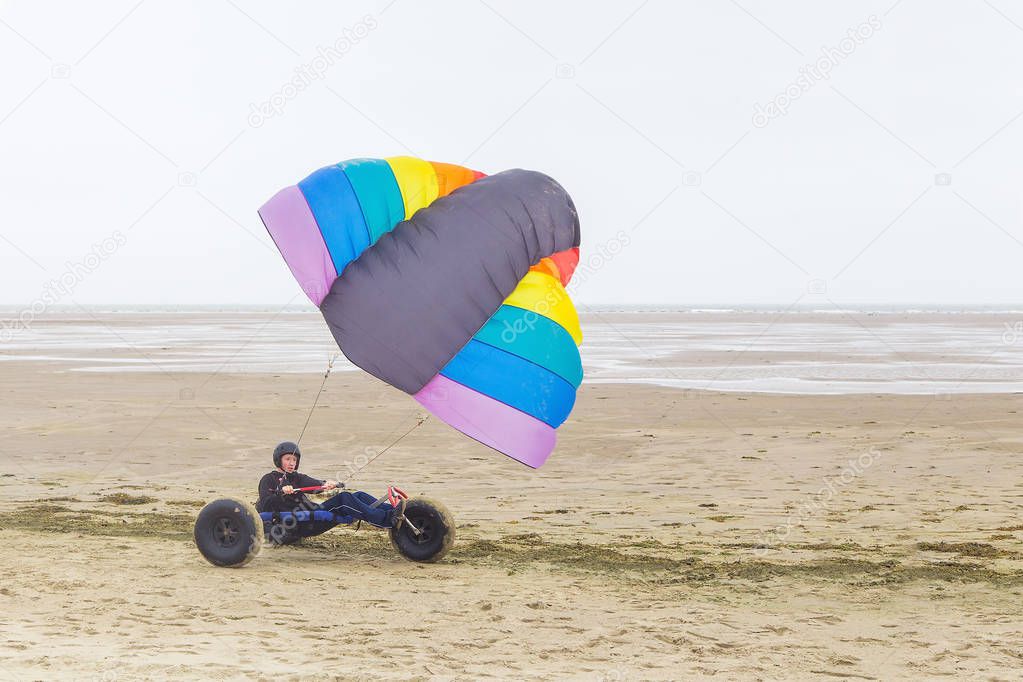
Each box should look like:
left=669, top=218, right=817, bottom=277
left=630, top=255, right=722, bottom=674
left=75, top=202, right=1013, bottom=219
left=258, top=157, right=581, bottom=468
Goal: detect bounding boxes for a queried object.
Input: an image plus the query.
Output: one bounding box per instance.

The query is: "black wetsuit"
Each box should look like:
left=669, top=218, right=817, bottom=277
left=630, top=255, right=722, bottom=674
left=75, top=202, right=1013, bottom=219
left=257, top=470, right=396, bottom=529
left=256, top=471, right=324, bottom=513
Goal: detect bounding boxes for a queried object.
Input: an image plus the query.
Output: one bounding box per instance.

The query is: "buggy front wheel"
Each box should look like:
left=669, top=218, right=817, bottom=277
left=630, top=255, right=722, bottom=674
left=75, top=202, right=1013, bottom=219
left=389, top=497, right=455, bottom=563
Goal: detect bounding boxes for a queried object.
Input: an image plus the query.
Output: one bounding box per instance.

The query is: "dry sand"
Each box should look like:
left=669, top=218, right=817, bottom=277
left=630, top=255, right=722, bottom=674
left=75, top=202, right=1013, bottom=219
left=2, top=359, right=1023, bottom=680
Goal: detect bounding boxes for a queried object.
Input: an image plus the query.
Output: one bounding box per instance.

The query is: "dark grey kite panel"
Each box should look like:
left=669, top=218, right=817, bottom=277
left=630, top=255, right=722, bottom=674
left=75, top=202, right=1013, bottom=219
left=319, top=169, right=580, bottom=394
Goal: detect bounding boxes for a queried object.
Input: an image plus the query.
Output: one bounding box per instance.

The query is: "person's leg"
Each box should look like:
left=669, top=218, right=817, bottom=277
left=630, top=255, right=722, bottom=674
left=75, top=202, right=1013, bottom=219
left=316, top=492, right=348, bottom=512
left=319, top=490, right=393, bottom=526
left=352, top=491, right=394, bottom=526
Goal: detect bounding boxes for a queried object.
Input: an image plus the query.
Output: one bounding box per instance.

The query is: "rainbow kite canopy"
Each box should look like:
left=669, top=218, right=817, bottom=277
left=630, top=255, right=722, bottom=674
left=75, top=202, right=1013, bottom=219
left=258, top=157, right=582, bottom=468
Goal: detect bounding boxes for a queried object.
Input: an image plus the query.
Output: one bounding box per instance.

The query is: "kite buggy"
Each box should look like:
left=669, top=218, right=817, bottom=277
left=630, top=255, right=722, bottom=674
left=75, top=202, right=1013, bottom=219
left=194, top=441, right=454, bottom=567
left=194, top=485, right=455, bottom=567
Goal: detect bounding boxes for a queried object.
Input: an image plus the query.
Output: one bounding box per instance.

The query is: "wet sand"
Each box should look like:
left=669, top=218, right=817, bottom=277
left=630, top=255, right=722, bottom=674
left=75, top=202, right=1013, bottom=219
left=2, top=358, right=1023, bottom=680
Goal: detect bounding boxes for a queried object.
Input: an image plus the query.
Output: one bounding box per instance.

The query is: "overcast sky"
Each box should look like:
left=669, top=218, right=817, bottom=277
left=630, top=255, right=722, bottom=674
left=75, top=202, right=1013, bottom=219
left=1, top=0, right=1021, bottom=307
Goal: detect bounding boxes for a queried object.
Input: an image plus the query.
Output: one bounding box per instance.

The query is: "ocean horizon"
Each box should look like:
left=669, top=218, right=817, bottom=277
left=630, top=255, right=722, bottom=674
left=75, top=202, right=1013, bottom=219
left=2, top=308, right=1021, bottom=395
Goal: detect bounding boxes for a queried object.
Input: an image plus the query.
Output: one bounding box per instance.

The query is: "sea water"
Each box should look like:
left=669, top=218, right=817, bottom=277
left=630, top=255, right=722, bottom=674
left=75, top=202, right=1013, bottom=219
left=1, top=306, right=1022, bottom=394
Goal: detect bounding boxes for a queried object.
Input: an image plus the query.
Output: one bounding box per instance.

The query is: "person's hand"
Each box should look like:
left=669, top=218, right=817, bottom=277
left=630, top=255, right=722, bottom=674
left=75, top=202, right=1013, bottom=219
left=323, top=479, right=339, bottom=491
left=281, top=485, right=294, bottom=494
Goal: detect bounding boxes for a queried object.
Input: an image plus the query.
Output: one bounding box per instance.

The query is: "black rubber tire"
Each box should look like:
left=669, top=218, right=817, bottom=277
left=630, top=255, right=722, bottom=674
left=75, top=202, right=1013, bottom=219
left=389, top=497, right=455, bottom=563
left=194, top=498, right=263, bottom=567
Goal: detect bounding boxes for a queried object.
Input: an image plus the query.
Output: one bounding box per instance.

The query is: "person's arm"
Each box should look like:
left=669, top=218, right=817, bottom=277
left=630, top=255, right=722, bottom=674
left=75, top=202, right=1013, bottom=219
left=295, top=473, right=339, bottom=491
left=257, top=473, right=284, bottom=510
left=294, top=473, right=324, bottom=488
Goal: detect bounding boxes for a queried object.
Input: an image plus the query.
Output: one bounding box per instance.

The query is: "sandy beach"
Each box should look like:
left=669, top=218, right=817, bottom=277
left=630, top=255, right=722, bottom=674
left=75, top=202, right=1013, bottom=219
left=2, top=313, right=1023, bottom=679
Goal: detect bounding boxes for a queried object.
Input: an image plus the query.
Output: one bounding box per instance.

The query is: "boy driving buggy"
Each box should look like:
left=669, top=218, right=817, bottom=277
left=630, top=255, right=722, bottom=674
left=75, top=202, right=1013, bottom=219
left=257, top=441, right=401, bottom=540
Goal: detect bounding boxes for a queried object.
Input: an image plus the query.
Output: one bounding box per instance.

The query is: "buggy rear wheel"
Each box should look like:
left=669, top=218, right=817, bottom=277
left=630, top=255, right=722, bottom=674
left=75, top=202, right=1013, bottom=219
left=194, top=498, right=263, bottom=567
left=389, top=497, right=455, bottom=563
